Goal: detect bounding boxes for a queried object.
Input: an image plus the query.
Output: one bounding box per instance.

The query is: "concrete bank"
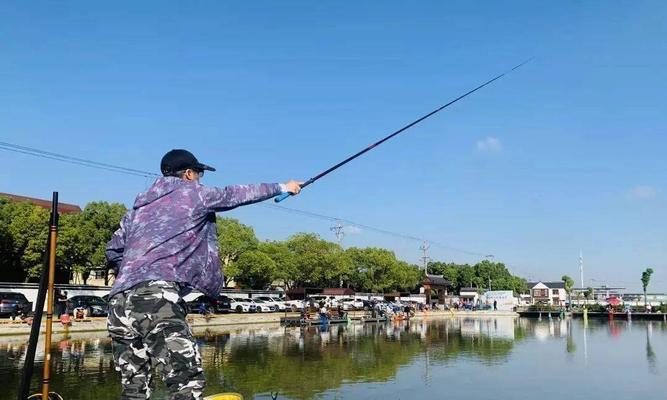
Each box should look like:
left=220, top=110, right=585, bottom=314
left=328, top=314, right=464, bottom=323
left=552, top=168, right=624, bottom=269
left=0, top=310, right=519, bottom=338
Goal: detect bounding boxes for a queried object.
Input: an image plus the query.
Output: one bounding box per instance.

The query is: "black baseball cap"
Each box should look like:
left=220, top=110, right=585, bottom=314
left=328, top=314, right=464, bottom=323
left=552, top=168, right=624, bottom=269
left=160, top=149, right=216, bottom=176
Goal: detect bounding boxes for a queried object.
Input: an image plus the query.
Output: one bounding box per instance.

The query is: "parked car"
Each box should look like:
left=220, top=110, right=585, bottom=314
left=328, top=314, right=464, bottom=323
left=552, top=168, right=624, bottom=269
left=338, top=298, right=364, bottom=311
left=360, top=300, right=374, bottom=311
left=283, top=299, right=305, bottom=311
left=251, top=299, right=277, bottom=312
left=377, top=300, right=400, bottom=313
left=254, top=296, right=287, bottom=311
left=66, top=295, right=108, bottom=317
left=309, top=295, right=338, bottom=307
left=0, top=292, right=32, bottom=317
left=186, top=295, right=231, bottom=314
left=229, top=298, right=256, bottom=313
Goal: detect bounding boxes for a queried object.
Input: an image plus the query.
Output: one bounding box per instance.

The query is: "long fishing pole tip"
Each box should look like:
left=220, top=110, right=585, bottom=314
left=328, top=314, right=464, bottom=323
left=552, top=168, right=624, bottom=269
left=512, top=57, right=535, bottom=71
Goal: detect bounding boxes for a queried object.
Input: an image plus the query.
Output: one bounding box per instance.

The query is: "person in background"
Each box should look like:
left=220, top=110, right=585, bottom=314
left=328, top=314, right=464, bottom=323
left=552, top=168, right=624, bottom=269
left=56, top=290, right=68, bottom=317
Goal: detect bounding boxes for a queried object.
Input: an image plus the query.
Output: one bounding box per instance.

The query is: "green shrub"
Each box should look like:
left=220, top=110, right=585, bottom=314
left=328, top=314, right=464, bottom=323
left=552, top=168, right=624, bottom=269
left=528, top=304, right=557, bottom=312
left=586, top=304, right=607, bottom=313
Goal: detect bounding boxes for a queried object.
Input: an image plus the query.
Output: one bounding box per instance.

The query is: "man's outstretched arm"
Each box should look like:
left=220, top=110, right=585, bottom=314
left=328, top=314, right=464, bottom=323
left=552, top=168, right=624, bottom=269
left=202, top=180, right=302, bottom=212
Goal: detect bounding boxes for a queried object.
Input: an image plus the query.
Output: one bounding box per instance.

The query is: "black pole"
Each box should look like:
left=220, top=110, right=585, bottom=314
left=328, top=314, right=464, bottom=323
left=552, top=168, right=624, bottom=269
left=275, top=58, right=533, bottom=202
left=18, top=192, right=58, bottom=400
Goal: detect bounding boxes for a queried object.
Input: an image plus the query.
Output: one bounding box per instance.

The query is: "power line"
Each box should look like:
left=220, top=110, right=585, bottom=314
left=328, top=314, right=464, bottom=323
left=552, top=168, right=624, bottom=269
left=0, top=140, right=493, bottom=259
left=262, top=203, right=490, bottom=257
left=0, top=141, right=160, bottom=178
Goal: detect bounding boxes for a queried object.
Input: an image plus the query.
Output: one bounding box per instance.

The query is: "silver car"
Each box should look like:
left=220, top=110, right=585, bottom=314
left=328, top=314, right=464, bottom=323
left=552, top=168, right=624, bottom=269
left=0, top=292, right=32, bottom=317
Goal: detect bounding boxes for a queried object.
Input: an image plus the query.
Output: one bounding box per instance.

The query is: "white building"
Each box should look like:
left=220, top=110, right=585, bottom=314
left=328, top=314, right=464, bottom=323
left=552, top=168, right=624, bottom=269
left=528, top=281, right=567, bottom=306
left=459, top=287, right=481, bottom=304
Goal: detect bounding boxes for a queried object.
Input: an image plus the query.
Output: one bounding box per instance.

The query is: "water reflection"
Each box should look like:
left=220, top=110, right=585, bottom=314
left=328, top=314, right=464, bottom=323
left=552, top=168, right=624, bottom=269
left=646, top=322, right=657, bottom=374
left=566, top=320, right=577, bottom=355
left=0, top=318, right=664, bottom=400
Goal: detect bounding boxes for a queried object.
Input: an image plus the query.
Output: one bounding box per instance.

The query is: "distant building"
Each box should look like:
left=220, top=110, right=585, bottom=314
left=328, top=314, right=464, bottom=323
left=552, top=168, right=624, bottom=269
left=0, top=192, right=82, bottom=214
left=422, top=274, right=451, bottom=306
left=528, top=281, right=567, bottom=306
left=459, top=287, right=481, bottom=304
left=571, top=286, right=625, bottom=305
left=622, top=293, right=667, bottom=307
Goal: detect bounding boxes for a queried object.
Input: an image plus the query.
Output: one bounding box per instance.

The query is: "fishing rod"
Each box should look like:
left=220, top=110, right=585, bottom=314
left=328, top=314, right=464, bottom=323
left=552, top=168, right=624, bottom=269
left=40, top=192, right=60, bottom=400
left=274, top=58, right=534, bottom=203
left=17, top=192, right=62, bottom=400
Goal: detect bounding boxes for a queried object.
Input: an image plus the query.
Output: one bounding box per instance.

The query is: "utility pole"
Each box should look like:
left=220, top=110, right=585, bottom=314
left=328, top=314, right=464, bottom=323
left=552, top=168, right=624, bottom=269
left=579, top=250, right=584, bottom=288
left=330, top=221, right=344, bottom=245
left=330, top=222, right=345, bottom=287
left=419, top=241, right=430, bottom=274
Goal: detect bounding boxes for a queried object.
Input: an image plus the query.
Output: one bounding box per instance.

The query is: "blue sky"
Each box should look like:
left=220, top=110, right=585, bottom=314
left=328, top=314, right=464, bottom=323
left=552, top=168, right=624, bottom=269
left=1, top=1, right=665, bottom=291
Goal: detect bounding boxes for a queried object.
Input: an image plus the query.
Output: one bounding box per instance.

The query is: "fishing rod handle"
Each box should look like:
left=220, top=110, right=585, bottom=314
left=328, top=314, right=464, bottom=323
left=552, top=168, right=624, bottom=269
left=274, top=192, right=292, bottom=203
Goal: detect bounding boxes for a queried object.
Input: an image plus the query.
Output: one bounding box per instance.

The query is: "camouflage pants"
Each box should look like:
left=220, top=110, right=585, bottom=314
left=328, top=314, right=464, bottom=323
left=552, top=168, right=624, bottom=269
left=107, top=280, right=205, bottom=400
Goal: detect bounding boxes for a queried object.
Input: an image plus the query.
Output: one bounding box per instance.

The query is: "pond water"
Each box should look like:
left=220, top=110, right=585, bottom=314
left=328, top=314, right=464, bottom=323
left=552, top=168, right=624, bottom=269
left=1, top=317, right=665, bottom=400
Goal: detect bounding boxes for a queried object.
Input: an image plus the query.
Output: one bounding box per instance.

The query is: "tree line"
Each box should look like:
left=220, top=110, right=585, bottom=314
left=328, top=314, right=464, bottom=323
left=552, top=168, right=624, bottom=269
left=0, top=198, right=127, bottom=284
left=0, top=196, right=527, bottom=294
left=427, top=260, right=526, bottom=293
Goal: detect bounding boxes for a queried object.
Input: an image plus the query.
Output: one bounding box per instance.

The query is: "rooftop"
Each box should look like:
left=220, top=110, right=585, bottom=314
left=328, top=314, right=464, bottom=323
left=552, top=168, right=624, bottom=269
left=528, top=281, right=566, bottom=289
left=0, top=192, right=82, bottom=214
left=322, top=288, right=356, bottom=296
left=423, top=274, right=451, bottom=287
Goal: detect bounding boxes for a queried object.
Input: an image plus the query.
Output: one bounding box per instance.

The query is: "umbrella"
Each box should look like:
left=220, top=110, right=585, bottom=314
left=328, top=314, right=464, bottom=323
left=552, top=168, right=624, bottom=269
left=607, top=297, right=622, bottom=306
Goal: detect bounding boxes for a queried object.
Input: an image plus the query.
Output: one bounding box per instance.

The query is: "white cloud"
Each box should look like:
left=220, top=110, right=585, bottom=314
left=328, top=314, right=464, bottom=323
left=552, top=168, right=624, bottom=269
left=344, top=225, right=363, bottom=235
left=475, top=137, right=503, bottom=153
left=628, top=185, right=657, bottom=200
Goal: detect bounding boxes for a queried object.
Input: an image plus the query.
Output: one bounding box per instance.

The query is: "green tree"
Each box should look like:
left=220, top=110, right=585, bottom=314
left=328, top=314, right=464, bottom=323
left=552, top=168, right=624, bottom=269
left=458, top=264, right=476, bottom=289
left=561, top=275, right=575, bottom=306
left=347, top=247, right=402, bottom=292
left=285, top=233, right=343, bottom=288
left=57, top=213, right=90, bottom=283
left=259, top=241, right=298, bottom=290
left=0, top=198, right=20, bottom=280
left=1, top=200, right=50, bottom=281
left=509, top=276, right=528, bottom=296
left=641, top=268, right=654, bottom=308
left=474, top=260, right=494, bottom=289
left=233, top=250, right=277, bottom=289
left=584, top=287, right=594, bottom=307
left=392, top=261, right=422, bottom=291
left=217, top=218, right=259, bottom=286
left=80, top=202, right=127, bottom=278
left=441, top=264, right=460, bottom=287
left=427, top=261, right=460, bottom=287
left=59, top=202, right=127, bottom=284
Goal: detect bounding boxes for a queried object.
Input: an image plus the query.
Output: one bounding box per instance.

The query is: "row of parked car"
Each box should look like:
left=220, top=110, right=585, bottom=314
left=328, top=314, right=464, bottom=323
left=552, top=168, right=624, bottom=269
left=0, top=292, right=110, bottom=318
left=189, top=295, right=294, bottom=313
left=1, top=290, right=423, bottom=318
left=186, top=295, right=416, bottom=314
left=0, top=291, right=295, bottom=318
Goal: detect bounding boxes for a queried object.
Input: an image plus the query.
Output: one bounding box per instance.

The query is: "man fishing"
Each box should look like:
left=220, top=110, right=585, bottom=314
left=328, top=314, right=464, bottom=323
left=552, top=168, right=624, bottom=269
left=105, top=149, right=301, bottom=400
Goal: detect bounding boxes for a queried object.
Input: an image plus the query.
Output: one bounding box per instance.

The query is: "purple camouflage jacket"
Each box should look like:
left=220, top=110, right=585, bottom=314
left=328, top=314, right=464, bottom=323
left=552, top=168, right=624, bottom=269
left=106, top=177, right=283, bottom=298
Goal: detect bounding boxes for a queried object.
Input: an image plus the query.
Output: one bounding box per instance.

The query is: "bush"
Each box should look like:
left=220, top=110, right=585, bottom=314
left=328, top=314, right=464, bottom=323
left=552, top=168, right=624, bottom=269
left=585, top=304, right=607, bottom=313
left=528, top=304, right=557, bottom=312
